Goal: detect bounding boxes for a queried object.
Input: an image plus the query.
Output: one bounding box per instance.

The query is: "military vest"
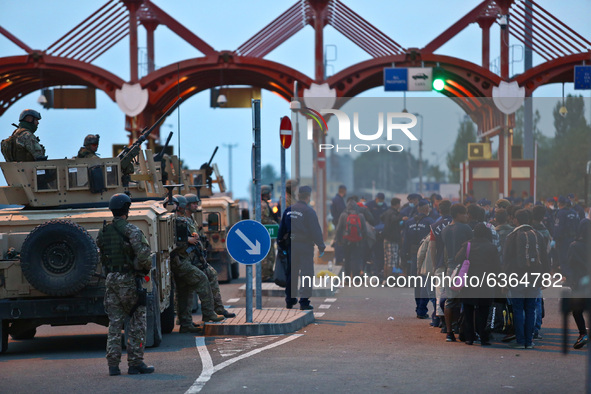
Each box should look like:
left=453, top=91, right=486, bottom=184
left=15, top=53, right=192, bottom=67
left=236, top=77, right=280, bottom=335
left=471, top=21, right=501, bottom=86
left=100, top=220, right=134, bottom=273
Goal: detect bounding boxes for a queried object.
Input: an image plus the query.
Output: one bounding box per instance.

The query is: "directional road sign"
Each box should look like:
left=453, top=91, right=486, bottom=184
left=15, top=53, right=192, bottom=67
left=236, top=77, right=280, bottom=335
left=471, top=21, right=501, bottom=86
left=226, top=220, right=272, bottom=265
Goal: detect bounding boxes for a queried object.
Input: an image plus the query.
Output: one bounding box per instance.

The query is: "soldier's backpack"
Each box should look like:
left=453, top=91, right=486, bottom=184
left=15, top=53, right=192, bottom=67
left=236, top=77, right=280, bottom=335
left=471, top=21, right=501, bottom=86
left=516, top=228, right=541, bottom=271
left=343, top=212, right=363, bottom=243
left=1, top=132, right=16, bottom=161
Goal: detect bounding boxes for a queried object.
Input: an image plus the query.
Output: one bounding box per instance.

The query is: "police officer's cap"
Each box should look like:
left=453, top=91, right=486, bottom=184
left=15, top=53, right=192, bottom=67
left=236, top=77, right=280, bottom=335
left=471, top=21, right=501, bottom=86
left=173, top=194, right=188, bottom=209
left=19, top=109, right=42, bottom=121
left=299, top=186, right=312, bottom=195
left=261, top=185, right=272, bottom=195
left=84, top=134, right=100, bottom=146
left=465, top=196, right=476, bottom=203
left=546, top=197, right=555, bottom=203
left=558, top=195, right=568, bottom=204
left=109, top=193, right=131, bottom=210
left=567, top=193, right=575, bottom=199
left=407, top=193, right=421, bottom=201
left=418, top=199, right=430, bottom=207
left=376, top=192, right=385, bottom=200
left=184, top=193, right=200, bottom=204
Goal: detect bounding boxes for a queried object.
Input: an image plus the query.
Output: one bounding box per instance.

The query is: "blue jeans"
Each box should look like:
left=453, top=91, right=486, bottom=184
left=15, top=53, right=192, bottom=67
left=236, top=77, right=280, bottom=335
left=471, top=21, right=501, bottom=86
left=409, top=256, right=429, bottom=316
left=510, top=287, right=539, bottom=346
left=534, top=289, right=543, bottom=333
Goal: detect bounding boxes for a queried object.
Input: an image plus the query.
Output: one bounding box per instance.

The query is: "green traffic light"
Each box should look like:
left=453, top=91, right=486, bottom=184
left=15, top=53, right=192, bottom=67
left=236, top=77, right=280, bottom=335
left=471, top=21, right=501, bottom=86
left=433, top=78, right=445, bottom=91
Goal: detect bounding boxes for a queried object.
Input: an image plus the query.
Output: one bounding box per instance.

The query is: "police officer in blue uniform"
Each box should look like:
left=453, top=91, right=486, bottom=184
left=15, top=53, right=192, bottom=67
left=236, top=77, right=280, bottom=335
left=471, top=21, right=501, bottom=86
left=402, top=199, right=435, bottom=318
left=278, top=186, right=325, bottom=310
left=400, top=193, right=421, bottom=220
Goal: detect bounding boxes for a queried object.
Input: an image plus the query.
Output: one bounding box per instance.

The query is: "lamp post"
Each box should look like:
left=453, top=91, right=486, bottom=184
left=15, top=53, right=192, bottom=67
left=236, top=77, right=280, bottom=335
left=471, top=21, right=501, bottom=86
left=413, top=113, right=424, bottom=195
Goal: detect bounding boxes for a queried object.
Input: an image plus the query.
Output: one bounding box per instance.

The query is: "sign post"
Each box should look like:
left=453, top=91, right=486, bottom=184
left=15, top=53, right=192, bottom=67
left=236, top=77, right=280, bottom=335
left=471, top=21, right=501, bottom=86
left=227, top=220, right=272, bottom=323
left=279, top=116, right=292, bottom=217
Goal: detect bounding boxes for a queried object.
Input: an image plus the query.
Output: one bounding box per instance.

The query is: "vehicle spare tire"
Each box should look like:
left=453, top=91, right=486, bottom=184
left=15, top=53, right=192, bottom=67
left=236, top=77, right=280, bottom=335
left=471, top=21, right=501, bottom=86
left=20, top=220, right=98, bottom=296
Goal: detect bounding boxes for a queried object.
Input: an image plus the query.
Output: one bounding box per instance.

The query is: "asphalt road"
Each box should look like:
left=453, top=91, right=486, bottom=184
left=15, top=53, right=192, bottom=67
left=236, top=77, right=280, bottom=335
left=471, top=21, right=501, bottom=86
left=1, top=278, right=588, bottom=394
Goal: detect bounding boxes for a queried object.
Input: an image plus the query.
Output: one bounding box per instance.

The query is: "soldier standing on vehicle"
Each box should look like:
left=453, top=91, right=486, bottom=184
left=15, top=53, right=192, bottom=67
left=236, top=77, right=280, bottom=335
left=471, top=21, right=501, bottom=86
left=77, top=134, right=100, bottom=158
left=259, top=185, right=278, bottom=282
left=184, top=193, right=236, bottom=318
left=97, top=193, right=155, bottom=376
left=1, top=109, right=47, bottom=161
left=170, top=195, right=225, bottom=333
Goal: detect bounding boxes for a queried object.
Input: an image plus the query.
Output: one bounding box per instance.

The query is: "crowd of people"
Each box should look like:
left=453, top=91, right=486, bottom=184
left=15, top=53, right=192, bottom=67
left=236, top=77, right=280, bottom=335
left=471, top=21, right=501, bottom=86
left=331, top=185, right=591, bottom=350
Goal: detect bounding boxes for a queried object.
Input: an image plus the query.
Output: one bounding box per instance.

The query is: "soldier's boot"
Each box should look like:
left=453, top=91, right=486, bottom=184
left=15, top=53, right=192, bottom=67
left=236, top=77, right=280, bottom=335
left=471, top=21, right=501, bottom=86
left=215, top=308, right=236, bottom=318
left=202, top=313, right=225, bottom=322
left=109, top=366, right=121, bottom=376
left=128, top=362, right=155, bottom=375
left=179, top=324, right=203, bottom=334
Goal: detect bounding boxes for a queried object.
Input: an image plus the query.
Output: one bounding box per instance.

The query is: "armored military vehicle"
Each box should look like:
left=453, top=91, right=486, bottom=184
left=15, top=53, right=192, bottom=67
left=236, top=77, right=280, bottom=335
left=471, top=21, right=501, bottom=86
left=0, top=103, right=181, bottom=354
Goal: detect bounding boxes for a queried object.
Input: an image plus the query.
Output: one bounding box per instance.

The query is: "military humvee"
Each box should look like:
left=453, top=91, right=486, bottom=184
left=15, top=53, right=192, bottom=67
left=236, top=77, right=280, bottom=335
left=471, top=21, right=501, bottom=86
left=0, top=149, right=176, bottom=354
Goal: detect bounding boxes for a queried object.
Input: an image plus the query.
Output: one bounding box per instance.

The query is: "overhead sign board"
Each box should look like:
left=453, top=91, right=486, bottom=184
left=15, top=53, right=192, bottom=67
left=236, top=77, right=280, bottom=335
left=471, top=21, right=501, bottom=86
left=384, top=67, right=433, bottom=91
left=407, top=67, right=433, bottom=91
left=574, top=65, right=591, bottom=90
left=384, top=68, right=408, bottom=91
left=226, top=220, right=271, bottom=265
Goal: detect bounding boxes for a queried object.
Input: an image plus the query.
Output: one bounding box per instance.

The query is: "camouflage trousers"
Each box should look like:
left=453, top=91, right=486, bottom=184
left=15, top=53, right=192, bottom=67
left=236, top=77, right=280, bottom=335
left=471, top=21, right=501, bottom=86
left=199, top=263, right=225, bottom=315
left=104, top=272, right=146, bottom=367
left=261, top=241, right=276, bottom=280
left=171, top=255, right=217, bottom=325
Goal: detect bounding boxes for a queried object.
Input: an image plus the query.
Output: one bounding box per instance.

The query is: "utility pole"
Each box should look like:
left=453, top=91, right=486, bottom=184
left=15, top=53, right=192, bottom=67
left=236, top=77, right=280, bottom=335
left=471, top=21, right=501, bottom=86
left=223, top=143, right=238, bottom=193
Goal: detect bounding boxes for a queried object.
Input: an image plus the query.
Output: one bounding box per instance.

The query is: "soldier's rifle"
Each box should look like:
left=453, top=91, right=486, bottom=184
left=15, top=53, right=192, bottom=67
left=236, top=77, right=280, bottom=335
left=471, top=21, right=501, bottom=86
left=118, top=97, right=182, bottom=186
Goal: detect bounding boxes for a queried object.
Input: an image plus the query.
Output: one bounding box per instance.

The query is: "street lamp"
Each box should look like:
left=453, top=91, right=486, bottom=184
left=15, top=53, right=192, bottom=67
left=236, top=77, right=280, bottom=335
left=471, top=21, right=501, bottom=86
left=413, top=113, right=424, bottom=195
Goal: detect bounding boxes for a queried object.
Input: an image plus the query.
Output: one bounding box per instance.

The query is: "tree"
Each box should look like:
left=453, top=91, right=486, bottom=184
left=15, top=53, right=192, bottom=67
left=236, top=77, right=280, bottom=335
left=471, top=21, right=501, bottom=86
left=537, top=95, right=591, bottom=199
left=446, top=116, right=477, bottom=183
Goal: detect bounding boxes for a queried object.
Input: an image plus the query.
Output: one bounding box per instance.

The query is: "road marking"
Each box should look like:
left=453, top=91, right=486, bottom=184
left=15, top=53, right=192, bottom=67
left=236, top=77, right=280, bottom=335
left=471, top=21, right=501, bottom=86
left=319, top=304, right=331, bottom=309
left=314, top=312, right=325, bottom=318
left=226, top=298, right=240, bottom=303
left=324, top=298, right=337, bottom=302
left=214, top=335, right=280, bottom=358
left=186, top=334, right=303, bottom=393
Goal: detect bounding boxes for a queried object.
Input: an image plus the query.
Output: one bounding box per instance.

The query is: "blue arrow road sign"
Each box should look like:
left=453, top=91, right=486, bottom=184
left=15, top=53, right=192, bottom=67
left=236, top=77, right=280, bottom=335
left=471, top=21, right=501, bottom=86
left=226, top=220, right=272, bottom=265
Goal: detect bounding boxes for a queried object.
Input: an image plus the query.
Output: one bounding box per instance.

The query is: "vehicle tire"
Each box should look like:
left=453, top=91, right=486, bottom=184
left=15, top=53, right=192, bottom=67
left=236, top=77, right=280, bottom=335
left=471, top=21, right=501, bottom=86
left=231, top=262, right=240, bottom=280
left=160, top=284, right=175, bottom=334
left=20, top=220, right=98, bottom=297
left=151, top=289, right=162, bottom=348
left=1, top=320, right=8, bottom=354
left=10, top=328, right=36, bottom=340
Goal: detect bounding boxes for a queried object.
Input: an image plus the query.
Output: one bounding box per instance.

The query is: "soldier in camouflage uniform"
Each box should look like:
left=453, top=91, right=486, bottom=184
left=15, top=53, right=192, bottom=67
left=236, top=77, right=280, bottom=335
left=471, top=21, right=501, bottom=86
left=1, top=109, right=47, bottom=161
left=184, top=193, right=236, bottom=319
left=170, top=195, right=224, bottom=333
left=97, top=193, right=155, bottom=376
left=259, top=185, right=277, bottom=281
left=77, top=134, right=100, bottom=158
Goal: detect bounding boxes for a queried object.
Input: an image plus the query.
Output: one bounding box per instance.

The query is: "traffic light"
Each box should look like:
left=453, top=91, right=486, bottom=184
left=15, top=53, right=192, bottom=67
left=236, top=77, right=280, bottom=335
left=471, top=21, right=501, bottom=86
left=432, top=67, right=446, bottom=91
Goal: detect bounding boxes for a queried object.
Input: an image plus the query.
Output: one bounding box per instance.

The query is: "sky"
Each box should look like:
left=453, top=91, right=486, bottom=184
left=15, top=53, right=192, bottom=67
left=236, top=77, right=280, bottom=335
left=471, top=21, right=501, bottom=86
left=1, top=0, right=591, bottom=202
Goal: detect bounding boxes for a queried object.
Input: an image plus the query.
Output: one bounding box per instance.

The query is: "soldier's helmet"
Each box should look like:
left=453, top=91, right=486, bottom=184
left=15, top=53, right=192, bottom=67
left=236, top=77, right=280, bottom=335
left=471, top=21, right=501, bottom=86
left=109, top=193, right=132, bottom=215
left=184, top=193, right=200, bottom=204
left=261, top=185, right=272, bottom=196
left=84, top=134, right=100, bottom=146
left=173, top=194, right=188, bottom=209
left=19, top=109, right=42, bottom=121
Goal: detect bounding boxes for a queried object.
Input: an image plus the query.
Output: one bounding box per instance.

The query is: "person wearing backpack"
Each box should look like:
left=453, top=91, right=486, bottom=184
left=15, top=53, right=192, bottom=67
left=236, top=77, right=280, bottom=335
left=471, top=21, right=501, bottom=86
left=567, top=219, right=591, bottom=349
left=336, top=197, right=368, bottom=278
left=554, top=195, right=580, bottom=284
left=454, top=223, right=500, bottom=346
left=402, top=199, right=435, bottom=318
left=503, top=209, right=550, bottom=349
left=381, top=198, right=403, bottom=276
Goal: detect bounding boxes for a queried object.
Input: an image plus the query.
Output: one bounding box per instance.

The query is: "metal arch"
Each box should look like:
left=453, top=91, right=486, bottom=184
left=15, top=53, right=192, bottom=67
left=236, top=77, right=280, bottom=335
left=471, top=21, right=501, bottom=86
left=513, top=52, right=591, bottom=94
left=326, top=53, right=502, bottom=98
left=138, top=54, right=314, bottom=109
left=0, top=55, right=125, bottom=116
